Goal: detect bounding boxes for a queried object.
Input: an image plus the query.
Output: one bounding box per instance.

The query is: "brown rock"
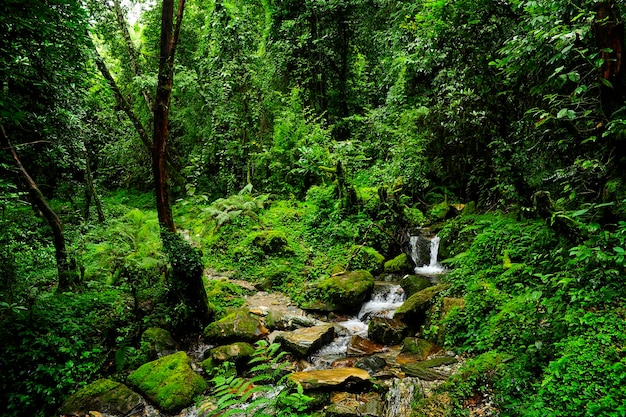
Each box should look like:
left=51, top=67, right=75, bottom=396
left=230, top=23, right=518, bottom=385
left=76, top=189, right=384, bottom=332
left=347, top=335, right=385, bottom=356
left=288, top=368, right=370, bottom=390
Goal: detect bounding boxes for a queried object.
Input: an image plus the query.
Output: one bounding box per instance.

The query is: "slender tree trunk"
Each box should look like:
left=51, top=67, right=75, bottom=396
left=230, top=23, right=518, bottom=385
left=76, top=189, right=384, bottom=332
left=84, top=145, right=105, bottom=222
left=0, top=125, right=76, bottom=291
left=153, top=0, right=184, bottom=232
left=112, top=0, right=154, bottom=117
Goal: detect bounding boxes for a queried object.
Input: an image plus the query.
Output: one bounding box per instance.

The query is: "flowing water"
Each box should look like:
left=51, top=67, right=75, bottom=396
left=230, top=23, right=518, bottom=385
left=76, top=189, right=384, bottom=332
left=308, top=283, right=406, bottom=369
left=411, top=234, right=445, bottom=276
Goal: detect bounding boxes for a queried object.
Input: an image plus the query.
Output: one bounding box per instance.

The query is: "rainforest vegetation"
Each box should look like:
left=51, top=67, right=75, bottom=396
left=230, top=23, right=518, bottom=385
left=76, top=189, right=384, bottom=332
left=2, top=0, right=626, bottom=416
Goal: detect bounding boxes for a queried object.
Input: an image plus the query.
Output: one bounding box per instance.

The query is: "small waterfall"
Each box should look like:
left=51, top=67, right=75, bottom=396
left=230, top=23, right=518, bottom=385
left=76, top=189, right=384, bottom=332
left=410, top=234, right=445, bottom=275
left=308, top=283, right=406, bottom=369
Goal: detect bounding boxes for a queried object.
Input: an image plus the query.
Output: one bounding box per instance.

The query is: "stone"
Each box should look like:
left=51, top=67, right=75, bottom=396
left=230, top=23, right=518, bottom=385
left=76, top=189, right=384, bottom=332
left=401, top=337, right=440, bottom=360
left=420, top=356, right=459, bottom=368
left=127, top=351, right=207, bottom=413
left=355, top=356, right=387, bottom=375
left=275, top=324, right=335, bottom=357
left=383, top=253, right=412, bottom=274
left=141, top=327, right=177, bottom=359
left=59, top=378, right=143, bottom=416
left=317, top=270, right=375, bottom=311
left=203, top=308, right=269, bottom=343
left=288, top=368, right=370, bottom=390
left=367, top=317, right=408, bottom=346
left=393, top=284, right=449, bottom=324
left=348, top=245, right=385, bottom=275
left=250, top=230, right=291, bottom=255
left=400, top=274, right=433, bottom=297
left=400, top=363, right=446, bottom=381
left=347, top=335, right=385, bottom=356
left=200, top=342, right=255, bottom=375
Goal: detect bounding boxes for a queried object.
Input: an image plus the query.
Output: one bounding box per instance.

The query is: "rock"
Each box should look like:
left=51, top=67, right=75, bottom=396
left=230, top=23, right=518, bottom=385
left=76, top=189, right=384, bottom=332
left=317, top=270, right=375, bottom=311
left=413, top=392, right=453, bottom=416
left=401, top=338, right=440, bottom=360
left=288, top=368, right=370, bottom=390
left=347, top=335, right=385, bottom=356
left=200, top=342, right=255, bottom=375
left=358, top=398, right=384, bottom=416
left=325, top=403, right=358, bottom=417
left=58, top=378, right=143, bottom=416
left=393, top=284, right=449, bottom=324
left=400, top=274, right=433, bottom=297
left=275, top=324, right=335, bottom=357
left=141, top=327, right=177, bottom=359
left=367, top=317, right=407, bottom=345
left=250, top=230, right=291, bottom=255
left=348, top=245, right=385, bottom=275
left=400, top=363, right=446, bottom=381
left=420, top=356, right=459, bottom=368
left=429, top=201, right=451, bottom=221
left=327, top=392, right=383, bottom=417
left=383, top=253, right=412, bottom=274
left=127, top=351, right=207, bottom=413
left=355, top=356, right=387, bottom=375
left=204, top=308, right=269, bottom=343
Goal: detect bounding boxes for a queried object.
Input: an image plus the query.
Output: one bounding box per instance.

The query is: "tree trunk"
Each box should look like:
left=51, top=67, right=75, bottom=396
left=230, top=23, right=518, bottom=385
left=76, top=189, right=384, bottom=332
left=0, top=125, right=76, bottom=291
left=84, top=145, right=105, bottom=223
left=152, top=0, right=185, bottom=232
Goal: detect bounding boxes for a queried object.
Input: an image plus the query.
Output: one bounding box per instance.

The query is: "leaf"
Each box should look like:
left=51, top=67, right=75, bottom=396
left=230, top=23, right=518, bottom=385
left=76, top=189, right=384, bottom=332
left=556, top=108, right=575, bottom=120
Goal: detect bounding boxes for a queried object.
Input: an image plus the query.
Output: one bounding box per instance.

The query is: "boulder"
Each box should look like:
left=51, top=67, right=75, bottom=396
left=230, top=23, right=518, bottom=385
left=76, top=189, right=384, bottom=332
left=317, top=270, right=375, bottom=311
left=250, top=230, right=291, bottom=255
left=355, top=356, right=387, bottom=375
left=367, top=317, right=407, bottom=346
left=401, top=337, right=440, bottom=360
left=200, top=342, right=255, bottom=375
left=348, top=245, right=385, bottom=275
left=275, top=324, right=335, bottom=357
left=141, top=327, right=177, bottom=359
left=383, top=253, right=412, bottom=274
left=59, top=378, right=143, bottom=416
left=399, top=363, right=445, bottom=381
left=127, top=351, right=206, bottom=413
left=204, top=308, right=269, bottom=343
left=393, top=284, right=449, bottom=324
left=346, top=335, right=385, bottom=356
left=400, top=275, right=433, bottom=297
left=288, top=368, right=370, bottom=390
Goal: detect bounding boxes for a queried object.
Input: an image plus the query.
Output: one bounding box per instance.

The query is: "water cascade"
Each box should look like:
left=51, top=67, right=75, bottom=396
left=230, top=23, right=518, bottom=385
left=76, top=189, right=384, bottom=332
left=410, top=234, right=445, bottom=276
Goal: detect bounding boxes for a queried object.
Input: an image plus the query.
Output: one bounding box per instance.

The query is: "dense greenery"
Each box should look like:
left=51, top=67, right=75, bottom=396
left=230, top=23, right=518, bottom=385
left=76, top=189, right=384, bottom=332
left=2, top=0, right=626, bottom=416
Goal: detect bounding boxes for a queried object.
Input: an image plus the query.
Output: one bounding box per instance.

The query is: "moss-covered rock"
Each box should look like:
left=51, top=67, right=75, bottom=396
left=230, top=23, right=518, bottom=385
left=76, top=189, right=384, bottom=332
left=275, top=324, right=335, bottom=357
left=429, top=201, right=451, bottom=221
left=59, top=378, right=143, bottom=416
left=250, top=230, right=291, bottom=255
left=141, top=327, right=177, bottom=359
left=204, top=308, right=269, bottom=343
left=200, top=342, right=255, bottom=376
left=400, top=274, right=433, bottom=297
left=401, top=337, right=440, bottom=360
left=127, top=352, right=206, bottom=413
left=400, top=363, right=445, bottom=380
left=394, top=284, right=449, bottom=325
left=347, top=246, right=385, bottom=274
left=367, top=317, right=408, bottom=345
left=317, top=270, right=375, bottom=312
left=383, top=253, right=412, bottom=274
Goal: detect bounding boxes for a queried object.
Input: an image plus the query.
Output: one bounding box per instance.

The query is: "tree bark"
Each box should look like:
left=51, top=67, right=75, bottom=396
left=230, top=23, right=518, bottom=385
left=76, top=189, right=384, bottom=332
left=152, top=0, right=185, bottom=232
left=84, top=144, right=105, bottom=223
left=0, top=125, right=76, bottom=291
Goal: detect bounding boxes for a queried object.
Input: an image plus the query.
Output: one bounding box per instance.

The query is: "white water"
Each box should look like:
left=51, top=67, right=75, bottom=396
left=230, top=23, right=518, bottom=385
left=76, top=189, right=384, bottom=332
left=412, top=235, right=446, bottom=275
left=308, top=283, right=406, bottom=368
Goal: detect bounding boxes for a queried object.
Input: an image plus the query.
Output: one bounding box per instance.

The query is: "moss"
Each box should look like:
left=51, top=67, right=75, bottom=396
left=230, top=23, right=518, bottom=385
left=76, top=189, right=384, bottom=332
left=384, top=253, right=412, bottom=273
left=394, top=284, right=449, bottom=324
left=348, top=245, right=384, bottom=274
left=250, top=230, right=291, bottom=255
left=429, top=201, right=450, bottom=221
left=141, top=327, right=177, bottom=358
left=59, top=378, right=143, bottom=416
left=401, top=338, right=439, bottom=359
left=203, top=308, right=268, bottom=343
left=317, top=270, right=375, bottom=311
left=127, top=351, right=206, bottom=413
left=400, top=275, right=433, bottom=297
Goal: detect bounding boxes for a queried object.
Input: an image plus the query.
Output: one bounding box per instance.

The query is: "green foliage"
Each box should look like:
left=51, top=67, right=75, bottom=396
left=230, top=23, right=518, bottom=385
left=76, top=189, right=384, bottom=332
left=204, top=341, right=312, bottom=417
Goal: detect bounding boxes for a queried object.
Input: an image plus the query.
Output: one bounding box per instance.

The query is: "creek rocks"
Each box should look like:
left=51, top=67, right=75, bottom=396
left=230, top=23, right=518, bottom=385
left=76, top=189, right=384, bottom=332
left=400, top=356, right=459, bottom=380
left=141, top=327, right=177, bottom=359
left=348, top=245, right=385, bottom=275
left=346, top=335, right=385, bottom=356
left=400, top=274, right=433, bottom=297
left=401, top=337, right=440, bottom=360
left=355, top=356, right=387, bottom=375
left=288, top=367, right=371, bottom=390
left=326, top=392, right=384, bottom=417
left=59, top=378, right=143, bottom=417
left=127, top=351, right=206, bottom=413
left=203, top=308, right=269, bottom=343
left=316, top=270, right=375, bottom=311
left=274, top=323, right=335, bottom=356
left=200, top=342, right=255, bottom=375
left=367, top=317, right=408, bottom=345
left=383, top=253, right=412, bottom=274
left=394, top=283, right=449, bottom=324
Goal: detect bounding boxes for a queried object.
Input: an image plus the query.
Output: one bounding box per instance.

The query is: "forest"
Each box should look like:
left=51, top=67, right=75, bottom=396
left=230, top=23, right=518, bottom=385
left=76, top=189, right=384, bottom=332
left=2, top=0, right=626, bottom=416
